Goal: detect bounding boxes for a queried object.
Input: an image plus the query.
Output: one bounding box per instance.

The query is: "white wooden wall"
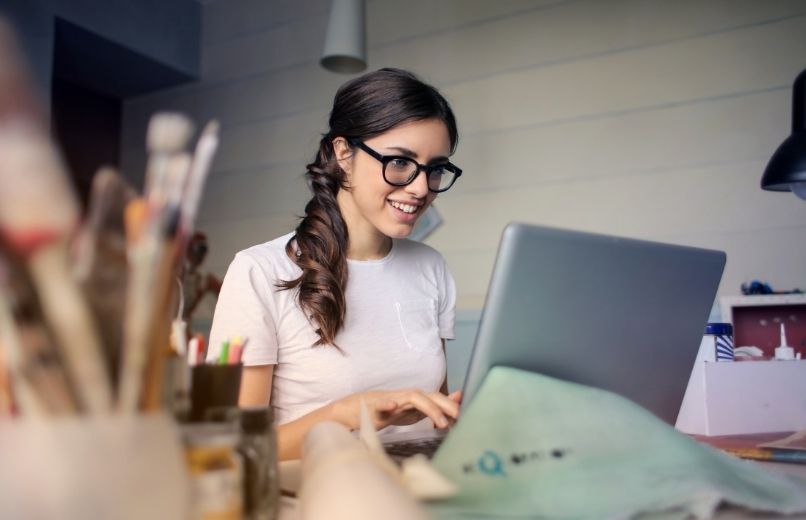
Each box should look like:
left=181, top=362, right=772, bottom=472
left=121, top=0, right=806, bottom=329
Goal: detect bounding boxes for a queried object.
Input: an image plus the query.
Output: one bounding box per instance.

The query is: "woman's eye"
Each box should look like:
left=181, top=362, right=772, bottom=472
left=390, top=158, right=410, bottom=170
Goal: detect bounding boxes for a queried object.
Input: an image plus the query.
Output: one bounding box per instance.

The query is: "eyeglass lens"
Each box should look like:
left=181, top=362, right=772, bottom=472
left=384, top=158, right=456, bottom=192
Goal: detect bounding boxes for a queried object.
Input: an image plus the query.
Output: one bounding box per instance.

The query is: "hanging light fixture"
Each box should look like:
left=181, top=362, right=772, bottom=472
left=320, top=0, right=366, bottom=74
left=761, top=69, right=806, bottom=200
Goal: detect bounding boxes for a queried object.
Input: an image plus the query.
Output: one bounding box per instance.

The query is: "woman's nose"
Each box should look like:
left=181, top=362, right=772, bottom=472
left=405, top=169, right=430, bottom=198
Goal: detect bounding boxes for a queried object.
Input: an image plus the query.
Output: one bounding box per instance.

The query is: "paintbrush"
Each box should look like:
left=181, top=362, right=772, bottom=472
left=140, top=153, right=193, bottom=411
left=0, top=255, right=47, bottom=417
left=140, top=115, right=221, bottom=411
left=0, top=21, right=111, bottom=414
left=144, top=113, right=195, bottom=199
left=72, top=167, right=136, bottom=390
left=118, top=114, right=193, bottom=413
left=0, top=235, right=79, bottom=416
left=164, top=120, right=220, bottom=414
left=180, top=120, right=220, bottom=236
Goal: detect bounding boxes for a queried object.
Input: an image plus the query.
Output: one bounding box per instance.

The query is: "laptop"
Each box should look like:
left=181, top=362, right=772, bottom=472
left=382, top=223, right=726, bottom=458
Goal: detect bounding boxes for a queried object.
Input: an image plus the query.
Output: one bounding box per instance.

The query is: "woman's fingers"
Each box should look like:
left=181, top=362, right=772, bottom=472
left=358, top=389, right=463, bottom=430
left=411, top=395, right=450, bottom=428
left=427, top=391, right=460, bottom=421
left=396, top=390, right=455, bottom=428
left=375, top=399, right=398, bottom=412
left=372, top=399, right=400, bottom=426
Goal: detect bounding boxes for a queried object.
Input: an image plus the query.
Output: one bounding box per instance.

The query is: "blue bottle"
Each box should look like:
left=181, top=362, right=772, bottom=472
left=705, top=323, right=734, bottom=361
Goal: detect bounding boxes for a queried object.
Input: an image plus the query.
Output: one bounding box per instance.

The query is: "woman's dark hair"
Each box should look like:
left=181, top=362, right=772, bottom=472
left=278, top=68, right=458, bottom=347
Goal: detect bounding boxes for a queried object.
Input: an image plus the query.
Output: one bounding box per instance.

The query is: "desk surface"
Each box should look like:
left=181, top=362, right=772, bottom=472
left=277, top=459, right=806, bottom=520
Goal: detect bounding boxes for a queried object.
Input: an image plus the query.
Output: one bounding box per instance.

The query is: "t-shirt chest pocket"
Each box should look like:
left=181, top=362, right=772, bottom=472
left=395, top=299, right=441, bottom=354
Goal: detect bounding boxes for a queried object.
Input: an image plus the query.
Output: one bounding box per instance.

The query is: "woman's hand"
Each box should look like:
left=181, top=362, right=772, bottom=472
left=331, top=389, right=462, bottom=431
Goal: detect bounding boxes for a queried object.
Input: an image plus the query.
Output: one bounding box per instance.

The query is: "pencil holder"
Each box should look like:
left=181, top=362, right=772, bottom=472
left=189, top=363, right=243, bottom=422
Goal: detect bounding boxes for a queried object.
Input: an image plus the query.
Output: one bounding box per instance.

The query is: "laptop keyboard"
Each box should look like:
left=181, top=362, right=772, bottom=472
left=384, top=437, right=444, bottom=459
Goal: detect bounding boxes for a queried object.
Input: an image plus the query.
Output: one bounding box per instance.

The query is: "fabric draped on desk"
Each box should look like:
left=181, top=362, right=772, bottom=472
left=429, top=367, right=806, bottom=520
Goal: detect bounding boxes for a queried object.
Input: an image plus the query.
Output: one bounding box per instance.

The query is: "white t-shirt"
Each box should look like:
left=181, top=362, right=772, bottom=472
left=207, top=232, right=457, bottom=425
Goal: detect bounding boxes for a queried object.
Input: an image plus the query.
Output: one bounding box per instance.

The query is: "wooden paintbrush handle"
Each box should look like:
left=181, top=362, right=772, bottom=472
left=140, top=241, right=182, bottom=412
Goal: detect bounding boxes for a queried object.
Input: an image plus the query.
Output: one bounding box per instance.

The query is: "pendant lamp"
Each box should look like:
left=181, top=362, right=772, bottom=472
left=761, top=69, right=806, bottom=200
left=320, top=0, right=366, bottom=74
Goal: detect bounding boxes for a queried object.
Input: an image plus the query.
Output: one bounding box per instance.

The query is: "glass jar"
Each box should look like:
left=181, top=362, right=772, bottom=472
left=183, top=422, right=243, bottom=520
left=238, top=406, right=279, bottom=520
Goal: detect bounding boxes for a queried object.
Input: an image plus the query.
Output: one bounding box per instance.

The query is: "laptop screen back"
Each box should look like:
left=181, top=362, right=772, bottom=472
left=461, top=223, right=726, bottom=424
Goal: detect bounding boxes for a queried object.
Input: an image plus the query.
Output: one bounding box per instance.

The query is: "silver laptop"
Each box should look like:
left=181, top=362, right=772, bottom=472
left=382, top=223, right=726, bottom=457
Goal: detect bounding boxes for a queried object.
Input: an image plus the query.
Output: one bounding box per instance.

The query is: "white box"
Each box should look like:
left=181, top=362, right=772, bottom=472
left=676, top=355, right=806, bottom=436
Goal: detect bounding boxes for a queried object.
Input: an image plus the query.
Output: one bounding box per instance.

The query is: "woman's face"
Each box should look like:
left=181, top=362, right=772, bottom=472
left=335, top=118, right=452, bottom=242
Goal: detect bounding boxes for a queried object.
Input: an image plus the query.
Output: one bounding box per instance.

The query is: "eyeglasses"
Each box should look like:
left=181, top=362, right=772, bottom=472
left=347, top=139, right=462, bottom=193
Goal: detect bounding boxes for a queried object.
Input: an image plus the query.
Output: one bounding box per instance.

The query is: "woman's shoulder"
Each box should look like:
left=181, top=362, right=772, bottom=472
left=393, top=238, right=447, bottom=265
left=230, top=232, right=299, bottom=275
left=240, top=231, right=295, bottom=257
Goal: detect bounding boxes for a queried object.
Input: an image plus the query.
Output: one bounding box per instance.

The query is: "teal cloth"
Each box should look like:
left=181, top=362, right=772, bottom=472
left=429, top=367, right=806, bottom=519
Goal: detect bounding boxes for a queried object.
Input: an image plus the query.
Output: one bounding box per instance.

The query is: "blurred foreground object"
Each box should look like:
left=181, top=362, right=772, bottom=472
left=0, top=14, right=221, bottom=520
left=300, top=421, right=432, bottom=520
left=73, top=167, right=137, bottom=388
left=0, top=18, right=220, bottom=416
left=0, top=413, right=189, bottom=519
left=0, top=19, right=110, bottom=414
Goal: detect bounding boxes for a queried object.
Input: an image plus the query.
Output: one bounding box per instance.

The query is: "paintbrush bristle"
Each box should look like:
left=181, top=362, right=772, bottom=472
left=179, top=119, right=221, bottom=234
left=0, top=125, right=79, bottom=246
left=146, top=113, right=195, bottom=153
left=201, top=119, right=220, bottom=138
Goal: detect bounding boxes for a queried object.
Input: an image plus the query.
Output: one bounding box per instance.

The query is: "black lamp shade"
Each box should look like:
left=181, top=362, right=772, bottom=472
left=761, top=133, right=806, bottom=191
left=761, top=69, right=806, bottom=192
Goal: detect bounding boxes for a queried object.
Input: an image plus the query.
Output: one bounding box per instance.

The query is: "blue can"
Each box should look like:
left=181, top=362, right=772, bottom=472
left=705, top=323, right=734, bottom=361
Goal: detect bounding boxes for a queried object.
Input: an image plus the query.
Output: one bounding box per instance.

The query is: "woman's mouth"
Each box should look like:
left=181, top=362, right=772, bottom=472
left=388, top=200, right=419, bottom=214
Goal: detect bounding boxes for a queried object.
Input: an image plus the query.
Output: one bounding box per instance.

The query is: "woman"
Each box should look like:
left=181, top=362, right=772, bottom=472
left=208, top=68, right=463, bottom=460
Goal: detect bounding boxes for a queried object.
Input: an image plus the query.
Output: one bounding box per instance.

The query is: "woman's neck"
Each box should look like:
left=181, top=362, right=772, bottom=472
left=337, top=191, right=392, bottom=260
left=346, top=228, right=392, bottom=260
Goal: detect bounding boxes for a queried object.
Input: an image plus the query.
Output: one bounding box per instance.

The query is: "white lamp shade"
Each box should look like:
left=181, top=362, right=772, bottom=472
left=321, top=0, right=366, bottom=73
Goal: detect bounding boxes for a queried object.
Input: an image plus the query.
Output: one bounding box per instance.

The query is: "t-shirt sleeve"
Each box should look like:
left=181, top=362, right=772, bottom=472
left=437, top=256, right=457, bottom=340
left=207, top=251, right=279, bottom=366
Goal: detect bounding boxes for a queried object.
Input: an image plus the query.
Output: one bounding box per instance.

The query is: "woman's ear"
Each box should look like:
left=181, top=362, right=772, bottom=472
left=332, top=137, right=354, bottom=175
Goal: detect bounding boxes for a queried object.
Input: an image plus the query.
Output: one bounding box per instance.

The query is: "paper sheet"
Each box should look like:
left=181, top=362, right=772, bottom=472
left=761, top=430, right=806, bottom=451
left=429, top=367, right=806, bottom=519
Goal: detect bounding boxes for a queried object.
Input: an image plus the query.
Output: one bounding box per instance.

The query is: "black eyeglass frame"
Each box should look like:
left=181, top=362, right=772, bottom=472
left=347, top=138, right=462, bottom=193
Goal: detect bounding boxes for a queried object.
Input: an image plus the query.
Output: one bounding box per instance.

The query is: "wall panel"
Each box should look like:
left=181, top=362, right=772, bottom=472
left=121, top=1, right=806, bottom=320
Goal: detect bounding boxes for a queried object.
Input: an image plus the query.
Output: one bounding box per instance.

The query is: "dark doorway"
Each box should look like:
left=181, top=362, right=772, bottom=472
left=50, top=17, right=196, bottom=206
left=51, top=78, right=121, bottom=207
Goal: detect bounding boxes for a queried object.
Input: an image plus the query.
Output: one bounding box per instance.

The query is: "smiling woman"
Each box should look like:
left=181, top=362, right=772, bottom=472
left=207, top=68, right=463, bottom=460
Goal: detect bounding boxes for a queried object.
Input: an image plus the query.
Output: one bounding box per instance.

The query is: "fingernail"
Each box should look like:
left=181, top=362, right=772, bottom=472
left=438, top=418, right=449, bottom=428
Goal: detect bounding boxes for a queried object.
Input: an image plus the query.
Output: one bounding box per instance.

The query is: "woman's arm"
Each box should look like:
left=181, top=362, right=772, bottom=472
left=239, top=365, right=339, bottom=459
left=238, top=365, right=273, bottom=406
left=238, top=364, right=461, bottom=460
